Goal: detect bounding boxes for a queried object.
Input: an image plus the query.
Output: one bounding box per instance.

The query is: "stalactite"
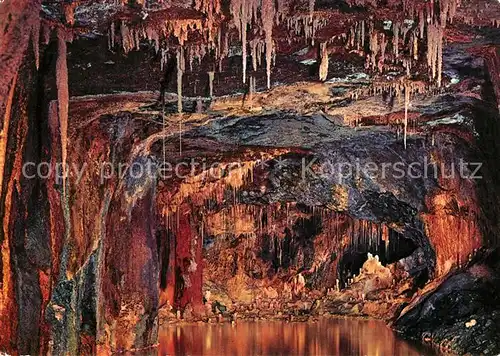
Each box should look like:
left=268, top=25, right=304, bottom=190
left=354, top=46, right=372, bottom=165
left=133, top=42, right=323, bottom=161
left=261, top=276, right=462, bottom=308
left=195, top=0, right=222, bottom=42
left=32, top=16, right=41, bottom=70
left=177, top=48, right=185, bottom=114
left=110, top=22, right=115, bottom=50
left=368, top=27, right=378, bottom=71
left=258, top=41, right=265, bottom=67
left=437, top=28, right=443, bottom=87
left=0, top=74, right=17, bottom=204
left=42, top=23, right=51, bottom=45
left=419, top=10, right=425, bottom=39
left=62, top=2, right=77, bottom=26
left=120, top=21, right=133, bottom=54
left=392, top=23, right=399, bottom=60
left=160, top=48, right=168, bottom=71
left=413, top=33, right=419, bottom=60
left=230, top=0, right=255, bottom=84
left=276, top=0, right=288, bottom=23
left=361, top=20, right=365, bottom=49
left=188, top=46, right=194, bottom=72
left=319, top=42, right=328, bottom=81
left=287, top=15, right=326, bottom=45
left=134, top=28, right=141, bottom=51
left=246, top=76, right=256, bottom=107
left=378, top=34, right=387, bottom=73
left=56, top=29, right=69, bottom=194
left=262, top=0, right=275, bottom=89
left=251, top=39, right=258, bottom=71
left=426, top=23, right=444, bottom=86
left=208, top=71, right=215, bottom=98
left=427, top=23, right=437, bottom=80
left=242, top=4, right=249, bottom=85
left=404, top=84, right=410, bottom=149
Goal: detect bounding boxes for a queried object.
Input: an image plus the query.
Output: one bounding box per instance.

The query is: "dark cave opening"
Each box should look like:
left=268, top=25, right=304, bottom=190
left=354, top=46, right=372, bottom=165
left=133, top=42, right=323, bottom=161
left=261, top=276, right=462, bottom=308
left=337, top=228, right=419, bottom=288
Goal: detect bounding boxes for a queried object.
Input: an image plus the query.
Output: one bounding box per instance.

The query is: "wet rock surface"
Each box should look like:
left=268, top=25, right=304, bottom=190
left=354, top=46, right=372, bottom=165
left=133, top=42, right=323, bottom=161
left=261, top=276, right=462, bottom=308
left=394, top=248, right=500, bottom=355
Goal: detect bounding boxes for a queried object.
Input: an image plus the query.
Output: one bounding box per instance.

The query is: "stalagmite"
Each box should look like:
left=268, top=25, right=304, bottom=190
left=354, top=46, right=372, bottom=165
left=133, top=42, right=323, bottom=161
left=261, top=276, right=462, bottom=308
left=319, top=42, right=329, bottom=81
left=56, top=29, right=69, bottom=194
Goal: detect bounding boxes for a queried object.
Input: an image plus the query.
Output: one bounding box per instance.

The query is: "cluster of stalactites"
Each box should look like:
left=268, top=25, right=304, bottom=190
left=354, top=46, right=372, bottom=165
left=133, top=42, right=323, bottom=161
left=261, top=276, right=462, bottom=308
left=229, top=0, right=278, bottom=86
left=120, top=0, right=145, bottom=6
left=186, top=43, right=209, bottom=71
left=286, top=15, right=327, bottom=46
left=230, top=0, right=259, bottom=84
left=345, top=16, right=444, bottom=86
left=108, top=0, right=324, bottom=94
left=345, top=0, right=459, bottom=23
left=365, top=26, right=388, bottom=73
left=250, top=39, right=265, bottom=72
left=203, top=205, right=394, bottom=271
left=343, top=0, right=460, bottom=86
left=110, top=18, right=203, bottom=55
left=351, top=79, right=428, bottom=99
left=426, top=23, right=443, bottom=87
left=162, top=40, right=218, bottom=73
left=345, top=0, right=377, bottom=7
left=228, top=0, right=318, bottom=87
left=160, top=160, right=258, bottom=216
left=349, top=79, right=428, bottom=148
left=346, top=20, right=404, bottom=74
left=194, top=0, right=222, bottom=42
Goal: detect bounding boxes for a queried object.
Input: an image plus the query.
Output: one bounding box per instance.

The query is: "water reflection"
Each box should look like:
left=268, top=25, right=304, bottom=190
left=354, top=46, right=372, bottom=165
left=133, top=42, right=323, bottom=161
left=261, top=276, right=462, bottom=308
left=158, top=318, right=431, bottom=355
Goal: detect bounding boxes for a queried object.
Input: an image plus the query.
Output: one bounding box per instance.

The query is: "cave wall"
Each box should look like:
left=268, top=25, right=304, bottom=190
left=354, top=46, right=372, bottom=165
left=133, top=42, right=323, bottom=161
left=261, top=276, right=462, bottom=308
left=0, top=3, right=51, bottom=353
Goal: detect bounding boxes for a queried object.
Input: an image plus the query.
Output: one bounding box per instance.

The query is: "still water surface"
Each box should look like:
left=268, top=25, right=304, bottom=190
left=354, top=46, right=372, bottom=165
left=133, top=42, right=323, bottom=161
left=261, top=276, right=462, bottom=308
left=158, top=318, right=432, bottom=355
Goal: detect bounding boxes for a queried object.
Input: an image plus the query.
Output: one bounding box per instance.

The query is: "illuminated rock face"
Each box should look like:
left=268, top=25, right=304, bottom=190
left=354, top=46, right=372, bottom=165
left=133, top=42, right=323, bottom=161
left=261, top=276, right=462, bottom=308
left=1, top=0, right=500, bottom=354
